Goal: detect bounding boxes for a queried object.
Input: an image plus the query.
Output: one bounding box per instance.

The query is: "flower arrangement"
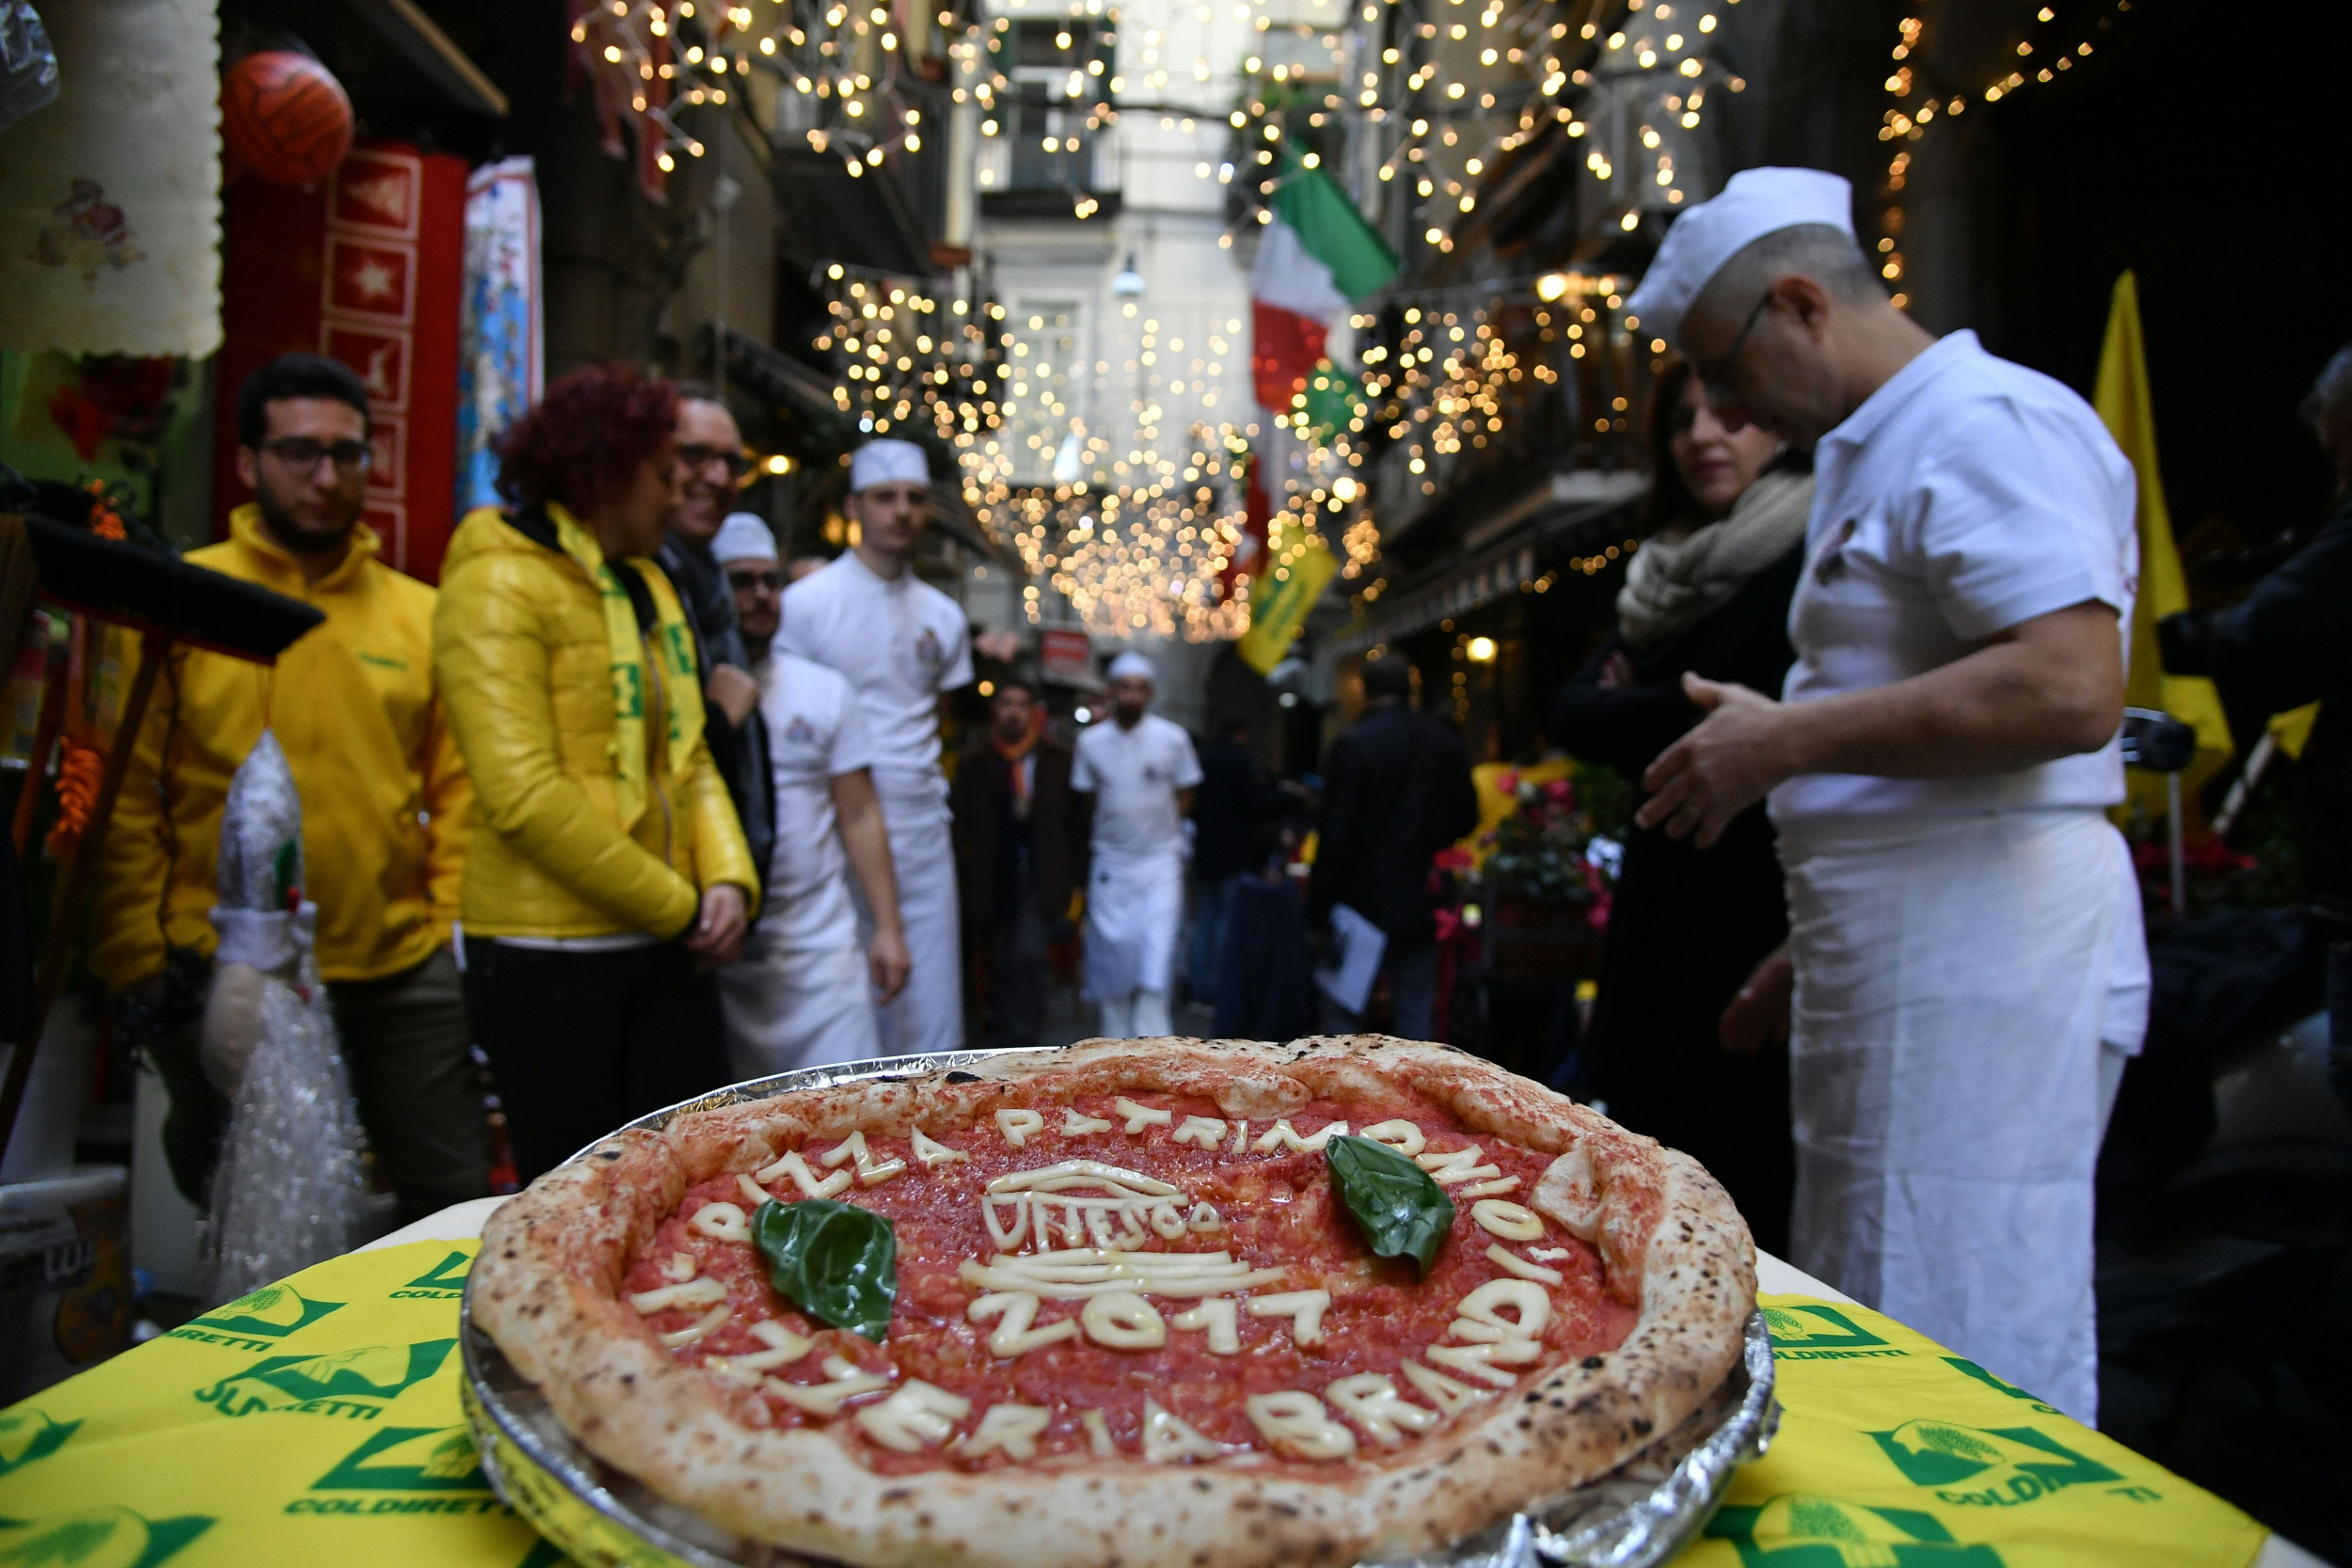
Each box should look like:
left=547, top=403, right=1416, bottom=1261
left=1480, top=764, right=1627, bottom=928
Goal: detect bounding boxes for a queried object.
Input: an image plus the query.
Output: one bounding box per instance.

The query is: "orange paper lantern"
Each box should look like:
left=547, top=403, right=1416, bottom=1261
left=221, top=51, right=354, bottom=188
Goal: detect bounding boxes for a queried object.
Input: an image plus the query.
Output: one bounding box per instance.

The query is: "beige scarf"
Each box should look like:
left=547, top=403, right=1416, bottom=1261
left=1615, top=469, right=1815, bottom=652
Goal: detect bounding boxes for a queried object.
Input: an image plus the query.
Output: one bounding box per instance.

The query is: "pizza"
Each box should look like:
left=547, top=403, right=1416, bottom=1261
left=471, top=1037, right=1755, bottom=1568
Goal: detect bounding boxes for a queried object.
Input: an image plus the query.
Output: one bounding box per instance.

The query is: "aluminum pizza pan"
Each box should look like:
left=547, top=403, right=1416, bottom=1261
left=460, top=1050, right=1781, bottom=1568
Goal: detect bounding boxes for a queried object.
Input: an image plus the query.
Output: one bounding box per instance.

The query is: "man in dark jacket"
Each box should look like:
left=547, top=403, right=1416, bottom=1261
left=2160, top=341, right=2352, bottom=909
left=665, top=387, right=774, bottom=894
left=1309, top=656, right=1480, bottom=1037
left=1186, top=715, right=1285, bottom=1000
left=952, top=674, right=1083, bottom=1047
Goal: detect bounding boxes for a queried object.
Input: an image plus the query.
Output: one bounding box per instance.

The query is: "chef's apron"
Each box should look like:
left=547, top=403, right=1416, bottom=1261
left=851, top=768, right=964, bottom=1055
left=719, top=934, right=881, bottom=1080
left=1083, top=848, right=1184, bottom=1004
left=1778, top=808, right=2145, bottom=1426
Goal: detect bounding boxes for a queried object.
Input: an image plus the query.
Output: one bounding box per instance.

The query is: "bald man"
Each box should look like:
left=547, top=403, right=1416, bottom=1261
left=1626, top=166, right=2144, bottom=1422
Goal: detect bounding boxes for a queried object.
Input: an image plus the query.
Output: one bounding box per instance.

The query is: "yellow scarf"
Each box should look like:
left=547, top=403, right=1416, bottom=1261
left=548, top=501, right=705, bottom=829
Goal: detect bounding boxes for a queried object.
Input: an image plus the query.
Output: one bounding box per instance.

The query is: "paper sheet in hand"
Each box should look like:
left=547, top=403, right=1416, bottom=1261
left=1313, top=903, right=1386, bottom=1015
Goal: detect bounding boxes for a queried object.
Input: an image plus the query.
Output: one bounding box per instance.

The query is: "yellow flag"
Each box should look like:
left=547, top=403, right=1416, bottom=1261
left=1235, top=544, right=1339, bottom=674
left=2092, top=271, right=2233, bottom=824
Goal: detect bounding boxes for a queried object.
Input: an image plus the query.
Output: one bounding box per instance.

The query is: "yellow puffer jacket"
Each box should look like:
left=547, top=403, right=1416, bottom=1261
left=433, top=506, right=756, bottom=941
left=88, top=506, right=469, bottom=988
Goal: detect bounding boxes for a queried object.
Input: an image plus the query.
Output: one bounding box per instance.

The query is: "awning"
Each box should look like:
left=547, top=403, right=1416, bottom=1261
left=1331, top=468, right=1646, bottom=656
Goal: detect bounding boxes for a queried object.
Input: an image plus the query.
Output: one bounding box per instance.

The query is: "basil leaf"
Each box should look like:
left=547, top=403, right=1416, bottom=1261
left=749, top=1197, right=898, bottom=1341
left=1326, top=1134, right=1455, bottom=1276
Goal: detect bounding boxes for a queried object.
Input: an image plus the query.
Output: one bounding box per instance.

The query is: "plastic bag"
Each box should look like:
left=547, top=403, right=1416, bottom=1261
left=0, top=4, right=58, bottom=137
left=199, top=730, right=367, bottom=1304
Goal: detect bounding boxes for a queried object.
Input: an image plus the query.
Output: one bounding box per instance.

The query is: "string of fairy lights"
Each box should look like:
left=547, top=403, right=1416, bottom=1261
left=568, top=0, right=2140, bottom=646
left=1877, top=0, right=2139, bottom=311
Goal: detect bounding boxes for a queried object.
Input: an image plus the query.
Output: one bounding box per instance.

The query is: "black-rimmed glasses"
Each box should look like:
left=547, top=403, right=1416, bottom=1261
left=260, top=436, right=372, bottom=474
left=1694, top=290, right=1773, bottom=405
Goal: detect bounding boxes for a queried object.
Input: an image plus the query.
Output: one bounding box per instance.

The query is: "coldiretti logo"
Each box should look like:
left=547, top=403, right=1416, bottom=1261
left=1707, top=1493, right=2004, bottom=1566
left=0, top=1408, right=78, bottom=1478
left=172, top=1284, right=344, bottom=1351
left=1870, top=1420, right=2122, bottom=1508
left=287, top=1423, right=516, bottom=1517
left=390, top=1251, right=471, bottom=1300
left=312, top=1425, right=488, bottom=1492
left=1761, top=1304, right=1907, bottom=1361
left=0, top=1505, right=213, bottom=1568
left=194, top=1340, right=455, bottom=1421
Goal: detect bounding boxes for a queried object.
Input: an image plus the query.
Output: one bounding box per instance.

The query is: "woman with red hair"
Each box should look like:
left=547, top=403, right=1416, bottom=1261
left=432, top=365, right=759, bottom=1180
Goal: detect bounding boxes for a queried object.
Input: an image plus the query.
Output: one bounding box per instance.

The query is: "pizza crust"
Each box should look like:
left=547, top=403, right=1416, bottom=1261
left=471, top=1037, right=1756, bottom=1568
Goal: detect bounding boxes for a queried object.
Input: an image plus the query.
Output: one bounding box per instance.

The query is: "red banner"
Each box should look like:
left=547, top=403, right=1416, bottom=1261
left=213, top=143, right=467, bottom=580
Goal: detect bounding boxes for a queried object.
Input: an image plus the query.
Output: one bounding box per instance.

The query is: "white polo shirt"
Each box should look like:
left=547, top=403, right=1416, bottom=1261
left=778, top=550, right=973, bottom=801
left=1770, top=330, right=2138, bottom=826
left=757, top=652, right=875, bottom=951
left=1073, top=712, right=1202, bottom=860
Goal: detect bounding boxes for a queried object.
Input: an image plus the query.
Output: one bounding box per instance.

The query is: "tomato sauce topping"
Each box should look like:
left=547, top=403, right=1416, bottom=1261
left=619, top=1089, right=1634, bottom=1473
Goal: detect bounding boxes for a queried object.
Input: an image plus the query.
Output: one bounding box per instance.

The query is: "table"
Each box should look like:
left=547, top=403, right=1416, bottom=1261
left=0, top=1199, right=2315, bottom=1568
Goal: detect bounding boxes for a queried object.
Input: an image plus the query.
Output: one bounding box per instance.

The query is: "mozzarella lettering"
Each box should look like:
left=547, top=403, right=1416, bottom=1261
left=1170, top=1297, right=1241, bottom=1354
left=1245, top=1391, right=1358, bottom=1460
left=1326, top=1373, right=1441, bottom=1445
left=855, top=1380, right=972, bottom=1451
left=961, top=1403, right=1051, bottom=1460
left=1113, top=1096, right=1175, bottom=1133
left=1141, top=1398, right=1225, bottom=1462
left=1470, top=1199, right=1547, bottom=1242
left=1080, top=1290, right=1168, bottom=1349
left=1246, top=1289, right=1332, bottom=1348
left=996, top=1109, right=1046, bottom=1148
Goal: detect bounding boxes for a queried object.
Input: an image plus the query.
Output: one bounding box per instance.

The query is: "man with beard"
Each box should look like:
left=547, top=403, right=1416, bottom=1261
left=708, top=514, right=911, bottom=1073
left=665, top=388, right=771, bottom=898
left=779, top=439, right=974, bottom=1051
left=952, top=673, right=1081, bottom=1048
left=90, top=354, right=484, bottom=1224
left=1072, top=653, right=1200, bottom=1038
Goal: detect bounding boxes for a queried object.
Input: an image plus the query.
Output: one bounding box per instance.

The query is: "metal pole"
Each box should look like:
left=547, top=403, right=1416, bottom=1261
left=2168, top=771, right=2187, bottom=918
left=0, top=628, right=168, bottom=1163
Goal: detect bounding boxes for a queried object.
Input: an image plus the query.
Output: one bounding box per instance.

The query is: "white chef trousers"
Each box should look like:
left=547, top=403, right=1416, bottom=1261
left=1083, top=849, right=1184, bottom=1036
left=1778, top=807, right=2146, bottom=1427
left=719, top=936, right=880, bottom=1080
left=852, top=784, right=963, bottom=1055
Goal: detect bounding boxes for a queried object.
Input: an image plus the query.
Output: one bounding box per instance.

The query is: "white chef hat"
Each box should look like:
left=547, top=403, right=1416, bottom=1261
left=850, top=438, right=930, bottom=492
left=1624, top=166, right=1856, bottom=348
left=710, top=513, right=778, bottom=566
left=1106, top=651, right=1155, bottom=682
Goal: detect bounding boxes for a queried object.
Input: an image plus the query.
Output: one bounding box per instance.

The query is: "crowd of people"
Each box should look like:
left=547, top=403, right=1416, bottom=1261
left=86, top=161, right=2352, bottom=1449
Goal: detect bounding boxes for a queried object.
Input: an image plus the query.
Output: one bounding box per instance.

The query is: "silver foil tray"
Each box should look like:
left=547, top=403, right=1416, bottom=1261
left=462, top=1050, right=1779, bottom=1568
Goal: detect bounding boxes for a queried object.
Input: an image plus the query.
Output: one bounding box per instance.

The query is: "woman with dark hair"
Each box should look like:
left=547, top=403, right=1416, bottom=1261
left=1549, top=360, right=1811, bottom=1253
left=432, top=366, right=759, bottom=1180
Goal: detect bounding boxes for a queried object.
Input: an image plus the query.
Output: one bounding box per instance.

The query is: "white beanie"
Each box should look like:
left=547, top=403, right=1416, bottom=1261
left=1623, top=166, right=1856, bottom=349
left=1106, top=651, right=1155, bottom=682
left=850, top=438, right=930, bottom=492
left=710, top=513, right=778, bottom=566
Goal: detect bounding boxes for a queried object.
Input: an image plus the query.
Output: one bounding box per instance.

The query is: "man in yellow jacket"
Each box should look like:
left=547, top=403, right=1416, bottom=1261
left=90, top=354, right=484, bottom=1224
left=434, top=365, right=756, bottom=1181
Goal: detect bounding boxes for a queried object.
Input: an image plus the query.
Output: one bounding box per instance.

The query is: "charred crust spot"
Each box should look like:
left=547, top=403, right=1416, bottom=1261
left=1581, top=1355, right=1605, bottom=1370
left=1269, top=1503, right=1301, bottom=1519
left=944, top=1070, right=982, bottom=1083
left=881, top=1488, right=914, bottom=1504
left=1192, top=1478, right=1214, bottom=1492
left=597, top=1148, right=622, bottom=1160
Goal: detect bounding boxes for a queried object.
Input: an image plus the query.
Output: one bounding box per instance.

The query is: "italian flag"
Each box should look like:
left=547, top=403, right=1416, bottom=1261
left=1249, top=162, right=1398, bottom=411
left=1228, top=161, right=1394, bottom=605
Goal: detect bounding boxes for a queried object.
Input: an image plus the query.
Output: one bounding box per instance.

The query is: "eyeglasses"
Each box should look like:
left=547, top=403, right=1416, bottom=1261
left=676, top=443, right=753, bottom=481
left=1694, top=289, right=1773, bottom=405
left=726, top=568, right=784, bottom=593
left=261, top=436, right=372, bottom=474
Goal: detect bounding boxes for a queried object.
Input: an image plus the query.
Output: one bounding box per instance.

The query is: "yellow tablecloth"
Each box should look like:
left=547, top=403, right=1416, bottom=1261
left=0, top=1239, right=2277, bottom=1568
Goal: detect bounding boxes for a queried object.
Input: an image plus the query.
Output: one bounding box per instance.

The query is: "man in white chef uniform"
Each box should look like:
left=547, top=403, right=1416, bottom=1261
left=1627, top=167, right=2148, bottom=1424
left=1073, top=652, right=1202, bottom=1038
left=779, top=439, right=975, bottom=1053
left=710, top=515, right=912, bottom=1075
